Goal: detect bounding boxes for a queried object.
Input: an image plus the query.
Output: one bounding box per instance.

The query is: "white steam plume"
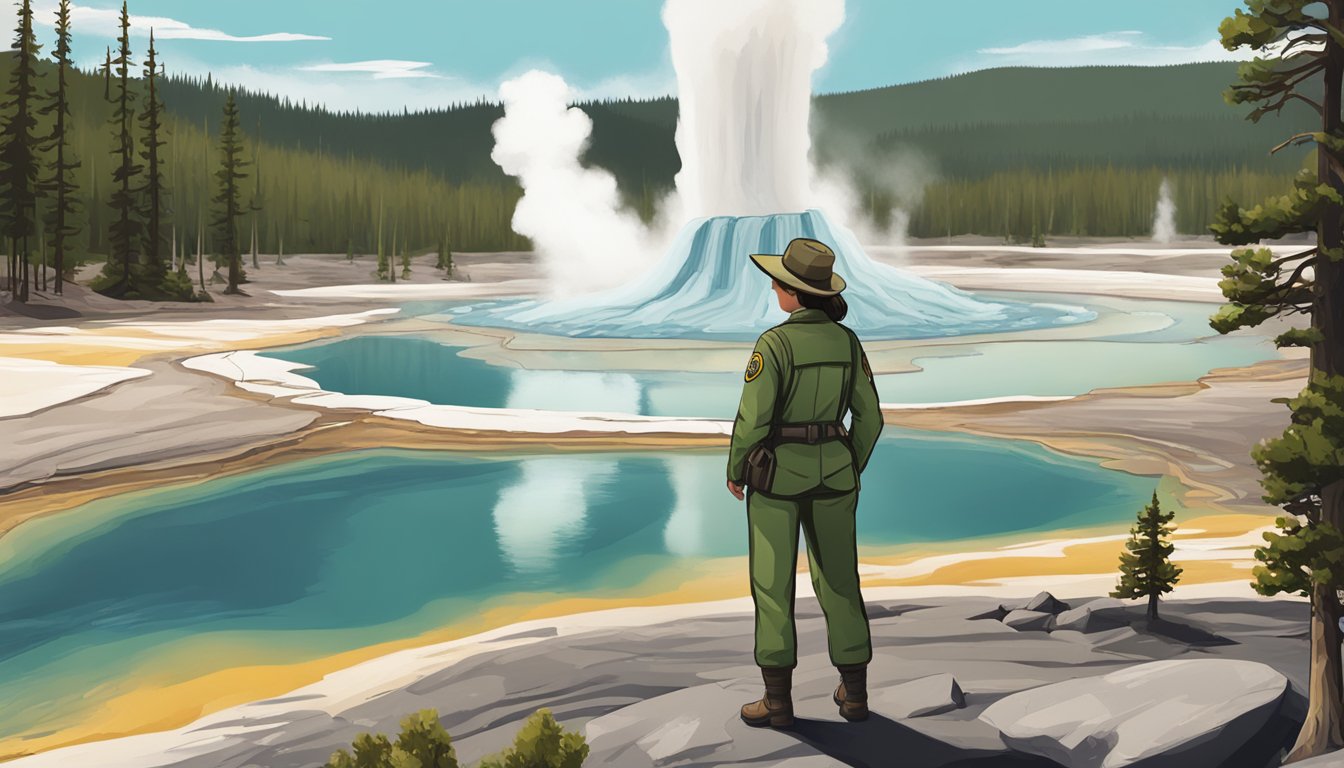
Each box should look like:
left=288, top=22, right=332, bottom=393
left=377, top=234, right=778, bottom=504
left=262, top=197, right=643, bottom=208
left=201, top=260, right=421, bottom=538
left=1152, top=178, right=1177, bottom=243
left=490, top=70, right=664, bottom=296
left=663, top=0, right=843, bottom=218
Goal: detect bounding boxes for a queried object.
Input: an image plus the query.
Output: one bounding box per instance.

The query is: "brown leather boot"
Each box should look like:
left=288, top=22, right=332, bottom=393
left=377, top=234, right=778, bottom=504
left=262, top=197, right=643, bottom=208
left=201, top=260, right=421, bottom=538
left=740, top=666, right=794, bottom=728
left=833, top=663, right=869, bottom=721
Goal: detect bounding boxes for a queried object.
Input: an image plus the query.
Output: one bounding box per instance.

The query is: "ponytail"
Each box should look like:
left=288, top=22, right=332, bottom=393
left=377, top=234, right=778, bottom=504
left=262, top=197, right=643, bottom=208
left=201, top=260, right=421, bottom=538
left=797, top=291, right=848, bottom=322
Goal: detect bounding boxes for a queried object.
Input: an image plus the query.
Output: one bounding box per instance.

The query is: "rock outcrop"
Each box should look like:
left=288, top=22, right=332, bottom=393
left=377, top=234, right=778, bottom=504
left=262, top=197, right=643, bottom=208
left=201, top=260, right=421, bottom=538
left=979, top=658, right=1292, bottom=768
left=5, top=597, right=1309, bottom=768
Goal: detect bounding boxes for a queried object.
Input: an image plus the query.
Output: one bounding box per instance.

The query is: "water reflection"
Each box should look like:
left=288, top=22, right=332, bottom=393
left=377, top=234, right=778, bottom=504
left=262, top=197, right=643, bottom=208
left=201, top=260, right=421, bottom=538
left=490, top=453, right=746, bottom=573
left=504, top=369, right=643, bottom=414
left=491, top=457, right=608, bottom=574
left=662, top=454, right=745, bottom=557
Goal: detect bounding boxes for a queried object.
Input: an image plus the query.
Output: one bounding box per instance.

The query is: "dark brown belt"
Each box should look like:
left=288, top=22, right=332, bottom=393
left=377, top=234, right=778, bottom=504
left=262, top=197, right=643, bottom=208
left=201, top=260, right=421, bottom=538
left=771, top=422, right=849, bottom=445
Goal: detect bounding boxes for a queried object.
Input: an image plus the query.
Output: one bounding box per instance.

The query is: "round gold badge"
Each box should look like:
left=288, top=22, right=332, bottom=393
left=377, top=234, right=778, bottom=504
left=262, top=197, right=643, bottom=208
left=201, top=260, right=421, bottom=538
left=745, top=352, right=764, bottom=382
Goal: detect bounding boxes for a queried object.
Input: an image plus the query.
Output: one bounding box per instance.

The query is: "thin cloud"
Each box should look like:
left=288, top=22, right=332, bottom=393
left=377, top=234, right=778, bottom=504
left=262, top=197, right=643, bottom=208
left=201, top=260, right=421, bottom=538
left=28, top=1, right=329, bottom=42
left=980, top=32, right=1145, bottom=56
left=206, top=63, right=493, bottom=113
left=299, top=60, right=439, bottom=80
left=966, top=30, right=1249, bottom=70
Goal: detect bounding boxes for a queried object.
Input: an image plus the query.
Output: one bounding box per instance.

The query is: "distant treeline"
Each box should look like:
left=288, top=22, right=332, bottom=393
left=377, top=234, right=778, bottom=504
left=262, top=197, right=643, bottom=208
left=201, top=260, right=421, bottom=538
left=122, top=63, right=1325, bottom=244
left=862, top=115, right=1304, bottom=178
left=897, top=166, right=1298, bottom=241
left=0, top=28, right=527, bottom=278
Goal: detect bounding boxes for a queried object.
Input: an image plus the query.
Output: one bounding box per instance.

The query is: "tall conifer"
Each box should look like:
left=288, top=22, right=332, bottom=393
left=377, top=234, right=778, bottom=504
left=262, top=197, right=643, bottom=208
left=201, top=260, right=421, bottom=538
left=0, top=0, right=42, bottom=301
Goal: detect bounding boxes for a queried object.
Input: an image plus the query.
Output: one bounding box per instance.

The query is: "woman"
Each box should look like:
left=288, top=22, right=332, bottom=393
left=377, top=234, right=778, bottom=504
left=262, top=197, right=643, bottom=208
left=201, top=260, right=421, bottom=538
left=727, top=237, right=884, bottom=728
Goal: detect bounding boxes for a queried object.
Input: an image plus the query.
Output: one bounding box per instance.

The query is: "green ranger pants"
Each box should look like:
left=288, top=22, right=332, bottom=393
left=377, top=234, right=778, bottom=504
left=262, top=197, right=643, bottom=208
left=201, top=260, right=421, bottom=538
left=747, top=489, right=872, bottom=669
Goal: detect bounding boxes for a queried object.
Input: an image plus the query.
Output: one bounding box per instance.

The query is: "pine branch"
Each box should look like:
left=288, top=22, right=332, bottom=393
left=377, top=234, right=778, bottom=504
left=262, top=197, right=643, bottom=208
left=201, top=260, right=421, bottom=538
left=1258, top=90, right=1326, bottom=119
left=1269, top=246, right=1318, bottom=269
left=1269, top=132, right=1318, bottom=154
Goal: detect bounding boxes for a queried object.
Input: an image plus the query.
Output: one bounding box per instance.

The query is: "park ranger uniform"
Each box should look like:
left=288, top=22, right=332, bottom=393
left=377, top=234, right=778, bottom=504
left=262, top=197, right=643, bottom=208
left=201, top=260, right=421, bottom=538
left=728, top=307, right=883, bottom=667
left=728, top=237, right=884, bottom=727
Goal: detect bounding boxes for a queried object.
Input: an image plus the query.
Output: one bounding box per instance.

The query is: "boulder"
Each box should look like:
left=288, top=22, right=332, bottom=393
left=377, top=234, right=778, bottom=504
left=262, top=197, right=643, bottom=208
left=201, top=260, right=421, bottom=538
left=1025, top=591, right=1068, bottom=614
left=966, top=604, right=1010, bottom=622
left=1051, top=598, right=1129, bottom=633
left=979, top=658, right=1289, bottom=768
left=1003, top=609, right=1053, bottom=632
left=874, top=673, right=966, bottom=719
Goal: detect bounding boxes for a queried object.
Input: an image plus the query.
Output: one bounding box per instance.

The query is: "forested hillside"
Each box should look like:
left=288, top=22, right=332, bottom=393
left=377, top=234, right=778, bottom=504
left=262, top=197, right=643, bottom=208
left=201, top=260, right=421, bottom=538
left=154, top=62, right=1311, bottom=241
left=0, top=50, right=1310, bottom=277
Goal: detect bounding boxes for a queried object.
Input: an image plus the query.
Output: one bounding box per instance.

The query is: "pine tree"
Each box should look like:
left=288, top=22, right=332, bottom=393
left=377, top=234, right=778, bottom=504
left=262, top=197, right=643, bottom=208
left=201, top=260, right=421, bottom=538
left=400, top=237, right=411, bottom=280
left=0, top=0, right=42, bottom=302
left=213, top=90, right=249, bottom=294
left=39, top=0, right=80, bottom=296
left=436, top=233, right=453, bottom=277
left=1212, top=1, right=1344, bottom=759
left=376, top=197, right=388, bottom=280
left=95, top=1, right=141, bottom=298
left=195, top=212, right=206, bottom=297
left=248, top=116, right=262, bottom=269
left=137, top=29, right=188, bottom=300
left=87, top=156, right=100, bottom=253
left=1110, top=492, right=1182, bottom=621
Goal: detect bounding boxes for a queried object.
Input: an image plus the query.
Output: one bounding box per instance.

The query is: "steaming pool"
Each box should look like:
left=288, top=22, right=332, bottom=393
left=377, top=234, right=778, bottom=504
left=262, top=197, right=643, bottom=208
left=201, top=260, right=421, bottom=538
left=0, top=435, right=1155, bottom=742
left=259, top=293, right=1277, bottom=412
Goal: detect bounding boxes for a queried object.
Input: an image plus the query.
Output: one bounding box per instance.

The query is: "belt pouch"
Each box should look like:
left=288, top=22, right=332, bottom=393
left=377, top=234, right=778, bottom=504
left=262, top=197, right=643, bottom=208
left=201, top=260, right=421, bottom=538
left=745, top=442, right=777, bottom=493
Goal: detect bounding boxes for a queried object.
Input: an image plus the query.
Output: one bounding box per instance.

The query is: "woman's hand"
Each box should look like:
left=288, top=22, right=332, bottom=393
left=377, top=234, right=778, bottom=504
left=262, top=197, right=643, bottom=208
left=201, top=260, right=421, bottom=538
left=727, top=479, right=745, bottom=501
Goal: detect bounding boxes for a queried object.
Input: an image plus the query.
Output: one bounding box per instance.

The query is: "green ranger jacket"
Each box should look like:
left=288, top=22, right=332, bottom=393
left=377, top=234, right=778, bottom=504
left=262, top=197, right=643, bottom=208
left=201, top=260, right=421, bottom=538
left=727, top=307, right=883, bottom=497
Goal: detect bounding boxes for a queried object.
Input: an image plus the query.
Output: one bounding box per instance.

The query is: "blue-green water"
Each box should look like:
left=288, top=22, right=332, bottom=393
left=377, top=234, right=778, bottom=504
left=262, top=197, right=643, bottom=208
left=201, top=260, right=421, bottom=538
left=259, top=295, right=1275, bottom=414
left=0, top=434, right=1152, bottom=740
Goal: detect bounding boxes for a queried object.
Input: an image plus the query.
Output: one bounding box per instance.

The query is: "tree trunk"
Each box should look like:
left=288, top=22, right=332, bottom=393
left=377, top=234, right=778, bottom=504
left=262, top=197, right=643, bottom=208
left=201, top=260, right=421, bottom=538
left=197, top=228, right=205, bottom=295
left=1147, top=593, right=1159, bottom=622
left=19, top=236, right=28, bottom=303
left=1288, top=579, right=1344, bottom=762
left=1288, top=7, right=1344, bottom=761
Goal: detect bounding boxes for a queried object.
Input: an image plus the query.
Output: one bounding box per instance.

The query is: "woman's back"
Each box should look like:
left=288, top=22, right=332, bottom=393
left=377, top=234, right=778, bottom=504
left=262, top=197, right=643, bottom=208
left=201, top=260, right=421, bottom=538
left=731, top=307, right=883, bottom=498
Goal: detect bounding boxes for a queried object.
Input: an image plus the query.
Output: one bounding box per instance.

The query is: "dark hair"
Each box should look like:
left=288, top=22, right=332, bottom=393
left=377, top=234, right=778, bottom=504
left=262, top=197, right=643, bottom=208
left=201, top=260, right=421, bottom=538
left=797, top=290, right=848, bottom=322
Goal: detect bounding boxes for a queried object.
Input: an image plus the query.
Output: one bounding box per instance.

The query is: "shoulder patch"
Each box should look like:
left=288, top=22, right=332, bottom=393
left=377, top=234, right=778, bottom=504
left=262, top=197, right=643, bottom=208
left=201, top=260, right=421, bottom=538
left=745, top=351, right=764, bottom=382
left=861, top=352, right=873, bottom=382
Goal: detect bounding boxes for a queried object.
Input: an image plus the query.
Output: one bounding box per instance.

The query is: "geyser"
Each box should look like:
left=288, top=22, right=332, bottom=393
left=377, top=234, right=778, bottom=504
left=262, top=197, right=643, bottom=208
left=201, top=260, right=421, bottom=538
left=458, top=0, right=1092, bottom=340
left=1152, top=178, right=1177, bottom=243
left=459, top=210, right=1083, bottom=339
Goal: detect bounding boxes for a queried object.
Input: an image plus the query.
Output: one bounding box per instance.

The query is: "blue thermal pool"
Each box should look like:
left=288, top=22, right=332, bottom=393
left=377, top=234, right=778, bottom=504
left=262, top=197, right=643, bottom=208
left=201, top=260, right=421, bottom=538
left=0, top=434, right=1153, bottom=741
left=259, top=296, right=1276, bottom=412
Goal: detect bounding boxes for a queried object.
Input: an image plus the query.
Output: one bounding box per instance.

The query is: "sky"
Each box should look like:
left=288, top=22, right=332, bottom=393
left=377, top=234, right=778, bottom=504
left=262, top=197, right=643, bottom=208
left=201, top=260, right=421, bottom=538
left=10, top=0, right=1251, bottom=113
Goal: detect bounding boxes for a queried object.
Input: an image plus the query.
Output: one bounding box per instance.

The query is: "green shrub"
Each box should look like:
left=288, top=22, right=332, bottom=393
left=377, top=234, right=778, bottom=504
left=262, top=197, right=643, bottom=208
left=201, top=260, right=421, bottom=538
left=477, top=709, right=588, bottom=768
left=325, top=709, right=457, bottom=768
left=325, top=707, right=586, bottom=768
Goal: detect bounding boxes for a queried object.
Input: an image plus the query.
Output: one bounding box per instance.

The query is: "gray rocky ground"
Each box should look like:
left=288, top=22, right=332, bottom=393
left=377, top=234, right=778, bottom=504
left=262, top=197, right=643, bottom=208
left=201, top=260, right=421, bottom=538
left=122, top=595, right=1313, bottom=768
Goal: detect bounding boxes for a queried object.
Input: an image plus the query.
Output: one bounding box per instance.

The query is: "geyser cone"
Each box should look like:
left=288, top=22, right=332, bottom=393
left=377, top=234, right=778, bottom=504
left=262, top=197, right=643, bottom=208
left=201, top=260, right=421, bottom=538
left=455, top=210, right=1090, bottom=340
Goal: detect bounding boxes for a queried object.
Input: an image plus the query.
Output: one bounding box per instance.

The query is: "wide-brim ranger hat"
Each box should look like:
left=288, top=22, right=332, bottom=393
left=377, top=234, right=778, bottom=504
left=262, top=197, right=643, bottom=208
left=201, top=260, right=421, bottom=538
left=750, top=237, right=847, bottom=297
